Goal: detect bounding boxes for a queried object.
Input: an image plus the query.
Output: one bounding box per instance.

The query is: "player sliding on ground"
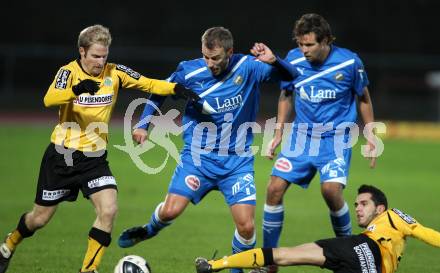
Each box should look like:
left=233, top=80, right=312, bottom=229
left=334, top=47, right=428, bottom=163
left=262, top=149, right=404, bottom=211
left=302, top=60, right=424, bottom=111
left=195, top=184, right=440, bottom=273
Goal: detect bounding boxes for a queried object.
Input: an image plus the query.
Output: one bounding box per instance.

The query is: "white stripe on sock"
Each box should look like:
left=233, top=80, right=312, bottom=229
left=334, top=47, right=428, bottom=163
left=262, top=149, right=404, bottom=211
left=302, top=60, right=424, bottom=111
left=154, top=202, right=173, bottom=224
left=330, top=202, right=349, bottom=217
left=234, top=229, right=256, bottom=246
left=264, top=204, right=284, bottom=213
left=263, top=220, right=283, bottom=227
left=334, top=222, right=352, bottom=231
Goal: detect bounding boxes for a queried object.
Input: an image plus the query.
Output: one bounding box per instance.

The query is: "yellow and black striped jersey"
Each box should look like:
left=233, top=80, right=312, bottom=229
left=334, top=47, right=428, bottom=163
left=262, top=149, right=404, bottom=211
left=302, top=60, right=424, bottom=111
left=363, top=208, right=440, bottom=273
left=44, top=60, right=176, bottom=151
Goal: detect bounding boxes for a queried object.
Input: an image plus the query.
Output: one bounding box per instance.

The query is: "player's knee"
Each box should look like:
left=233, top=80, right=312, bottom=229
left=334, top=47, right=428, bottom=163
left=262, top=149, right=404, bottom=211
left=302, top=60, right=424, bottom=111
left=321, top=184, right=345, bottom=210
left=28, top=212, right=51, bottom=229
left=98, top=203, right=118, bottom=222
left=159, top=206, right=180, bottom=221
left=236, top=221, right=255, bottom=238
left=266, top=183, right=286, bottom=204
left=321, top=183, right=343, bottom=199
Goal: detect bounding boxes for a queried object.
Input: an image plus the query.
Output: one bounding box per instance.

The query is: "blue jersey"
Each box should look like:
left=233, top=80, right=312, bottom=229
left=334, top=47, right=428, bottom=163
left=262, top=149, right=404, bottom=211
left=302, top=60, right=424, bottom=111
left=282, top=45, right=369, bottom=135
left=272, top=45, right=369, bottom=187
left=142, top=53, right=279, bottom=157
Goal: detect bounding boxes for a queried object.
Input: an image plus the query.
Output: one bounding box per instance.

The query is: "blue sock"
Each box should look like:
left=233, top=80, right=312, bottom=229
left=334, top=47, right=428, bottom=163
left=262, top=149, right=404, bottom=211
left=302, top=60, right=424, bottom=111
left=231, top=229, right=256, bottom=273
left=330, top=202, right=352, bottom=237
left=263, top=204, right=284, bottom=248
left=144, top=202, right=172, bottom=236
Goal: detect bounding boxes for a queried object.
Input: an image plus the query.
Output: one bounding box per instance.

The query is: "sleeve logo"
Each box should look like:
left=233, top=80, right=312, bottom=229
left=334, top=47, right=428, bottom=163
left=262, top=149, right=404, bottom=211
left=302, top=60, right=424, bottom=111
left=392, top=208, right=416, bottom=224
left=55, top=69, right=71, bottom=89
left=116, top=64, right=141, bottom=80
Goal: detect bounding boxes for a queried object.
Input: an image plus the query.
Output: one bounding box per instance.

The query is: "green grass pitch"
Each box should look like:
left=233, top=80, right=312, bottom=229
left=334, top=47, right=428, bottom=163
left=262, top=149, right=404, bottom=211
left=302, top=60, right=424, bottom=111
left=0, top=124, right=439, bottom=273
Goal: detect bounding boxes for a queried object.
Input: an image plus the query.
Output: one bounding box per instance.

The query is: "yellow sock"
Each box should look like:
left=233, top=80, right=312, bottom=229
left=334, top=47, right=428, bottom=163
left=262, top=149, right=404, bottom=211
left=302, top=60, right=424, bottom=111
left=81, top=237, right=106, bottom=272
left=210, top=248, right=265, bottom=270
left=5, top=230, right=23, bottom=251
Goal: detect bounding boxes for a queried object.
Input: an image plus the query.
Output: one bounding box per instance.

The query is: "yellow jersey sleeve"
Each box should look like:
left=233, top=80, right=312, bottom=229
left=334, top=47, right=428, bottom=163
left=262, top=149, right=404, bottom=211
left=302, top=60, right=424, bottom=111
left=390, top=208, right=440, bottom=247
left=44, top=67, right=77, bottom=107
left=114, top=64, right=176, bottom=95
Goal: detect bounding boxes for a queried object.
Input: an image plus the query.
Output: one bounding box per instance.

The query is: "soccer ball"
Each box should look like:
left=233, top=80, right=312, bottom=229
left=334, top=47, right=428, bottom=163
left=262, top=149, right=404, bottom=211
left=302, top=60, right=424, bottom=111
left=114, top=255, right=151, bottom=273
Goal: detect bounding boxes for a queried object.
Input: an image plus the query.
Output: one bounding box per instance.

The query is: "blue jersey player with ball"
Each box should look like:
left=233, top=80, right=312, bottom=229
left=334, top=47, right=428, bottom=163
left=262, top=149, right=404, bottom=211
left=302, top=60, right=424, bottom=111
left=118, top=26, right=298, bottom=273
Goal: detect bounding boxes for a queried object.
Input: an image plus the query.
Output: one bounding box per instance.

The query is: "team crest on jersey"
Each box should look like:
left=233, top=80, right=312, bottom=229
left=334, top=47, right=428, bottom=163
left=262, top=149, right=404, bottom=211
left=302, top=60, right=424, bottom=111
left=116, top=64, right=141, bottom=80
left=233, top=75, right=243, bottom=85
left=104, top=76, right=113, bottom=86
left=185, top=175, right=201, bottom=191
left=366, top=224, right=376, bottom=231
left=334, top=72, right=344, bottom=81
left=392, top=208, right=416, bottom=224
left=73, top=94, right=113, bottom=107
left=274, top=158, right=292, bottom=172
left=55, top=69, right=71, bottom=89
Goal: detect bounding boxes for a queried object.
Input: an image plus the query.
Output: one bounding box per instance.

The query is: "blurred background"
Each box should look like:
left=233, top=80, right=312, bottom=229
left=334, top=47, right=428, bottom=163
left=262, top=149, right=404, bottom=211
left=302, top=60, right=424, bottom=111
left=1, top=0, right=440, bottom=128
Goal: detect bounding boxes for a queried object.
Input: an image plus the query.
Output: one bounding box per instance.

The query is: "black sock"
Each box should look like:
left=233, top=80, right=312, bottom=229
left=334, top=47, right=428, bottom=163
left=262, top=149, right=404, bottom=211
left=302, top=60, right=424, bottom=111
left=16, top=213, right=34, bottom=238
left=261, top=248, right=274, bottom=265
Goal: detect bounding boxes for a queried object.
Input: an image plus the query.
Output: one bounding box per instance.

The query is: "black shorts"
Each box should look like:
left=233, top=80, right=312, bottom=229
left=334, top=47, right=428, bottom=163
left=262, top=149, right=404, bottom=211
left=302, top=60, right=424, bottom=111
left=35, top=143, right=117, bottom=206
left=315, top=234, right=382, bottom=273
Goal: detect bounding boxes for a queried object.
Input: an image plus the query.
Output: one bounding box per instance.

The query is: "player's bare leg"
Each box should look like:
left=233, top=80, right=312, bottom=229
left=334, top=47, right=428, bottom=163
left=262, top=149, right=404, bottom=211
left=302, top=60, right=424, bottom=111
left=229, top=204, right=256, bottom=273
left=90, top=188, right=118, bottom=232
left=231, top=204, right=255, bottom=240
left=321, top=181, right=351, bottom=236
left=321, top=182, right=345, bottom=211
left=273, top=243, right=325, bottom=266
left=196, top=243, right=325, bottom=273
left=80, top=188, right=117, bottom=272
left=265, top=176, right=290, bottom=207
left=1, top=204, right=57, bottom=273
left=158, top=193, right=190, bottom=221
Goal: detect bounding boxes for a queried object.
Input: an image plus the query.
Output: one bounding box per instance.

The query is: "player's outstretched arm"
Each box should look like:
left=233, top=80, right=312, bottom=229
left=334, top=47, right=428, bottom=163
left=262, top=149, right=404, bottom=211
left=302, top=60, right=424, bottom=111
left=250, top=43, right=298, bottom=81
left=251, top=42, right=277, bottom=64
left=390, top=208, right=440, bottom=247
left=412, top=224, right=440, bottom=247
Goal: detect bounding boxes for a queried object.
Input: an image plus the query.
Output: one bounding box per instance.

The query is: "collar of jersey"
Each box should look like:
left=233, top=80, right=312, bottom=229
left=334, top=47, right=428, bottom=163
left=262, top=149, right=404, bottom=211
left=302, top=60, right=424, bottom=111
left=75, top=59, right=104, bottom=78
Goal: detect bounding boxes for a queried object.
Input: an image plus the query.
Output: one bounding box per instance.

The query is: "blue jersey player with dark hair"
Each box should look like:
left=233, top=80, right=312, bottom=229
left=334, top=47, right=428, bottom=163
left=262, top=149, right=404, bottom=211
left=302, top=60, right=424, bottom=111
left=117, top=26, right=297, bottom=273
left=259, top=13, right=376, bottom=273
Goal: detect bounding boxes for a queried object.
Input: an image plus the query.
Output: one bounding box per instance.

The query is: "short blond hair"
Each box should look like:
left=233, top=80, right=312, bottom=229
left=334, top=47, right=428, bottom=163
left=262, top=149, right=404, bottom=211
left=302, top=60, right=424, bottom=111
left=77, top=24, right=112, bottom=49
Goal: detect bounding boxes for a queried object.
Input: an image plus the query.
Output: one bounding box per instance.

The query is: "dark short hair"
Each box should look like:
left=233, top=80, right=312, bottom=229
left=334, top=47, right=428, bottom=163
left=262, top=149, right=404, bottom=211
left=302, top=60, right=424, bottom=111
left=358, top=184, right=388, bottom=209
left=293, top=13, right=335, bottom=44
left=201, top=26, right=233, bottom=51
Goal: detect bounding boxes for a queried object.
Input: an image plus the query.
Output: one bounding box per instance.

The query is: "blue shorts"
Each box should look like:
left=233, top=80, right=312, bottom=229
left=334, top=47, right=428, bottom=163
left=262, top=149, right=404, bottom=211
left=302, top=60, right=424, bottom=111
left=271, top=134, right=351, bottom=188
left=168, top=151, right=256, bottom=206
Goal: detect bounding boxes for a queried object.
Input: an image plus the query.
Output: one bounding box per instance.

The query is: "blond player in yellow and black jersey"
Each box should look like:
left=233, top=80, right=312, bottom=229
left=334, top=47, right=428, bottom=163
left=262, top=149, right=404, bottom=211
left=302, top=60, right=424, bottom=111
left=45, top=59, right=185, bottom=151
left=0, top=24, right=199, bottom=273
left=195, top=184, right=440, bottom=273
